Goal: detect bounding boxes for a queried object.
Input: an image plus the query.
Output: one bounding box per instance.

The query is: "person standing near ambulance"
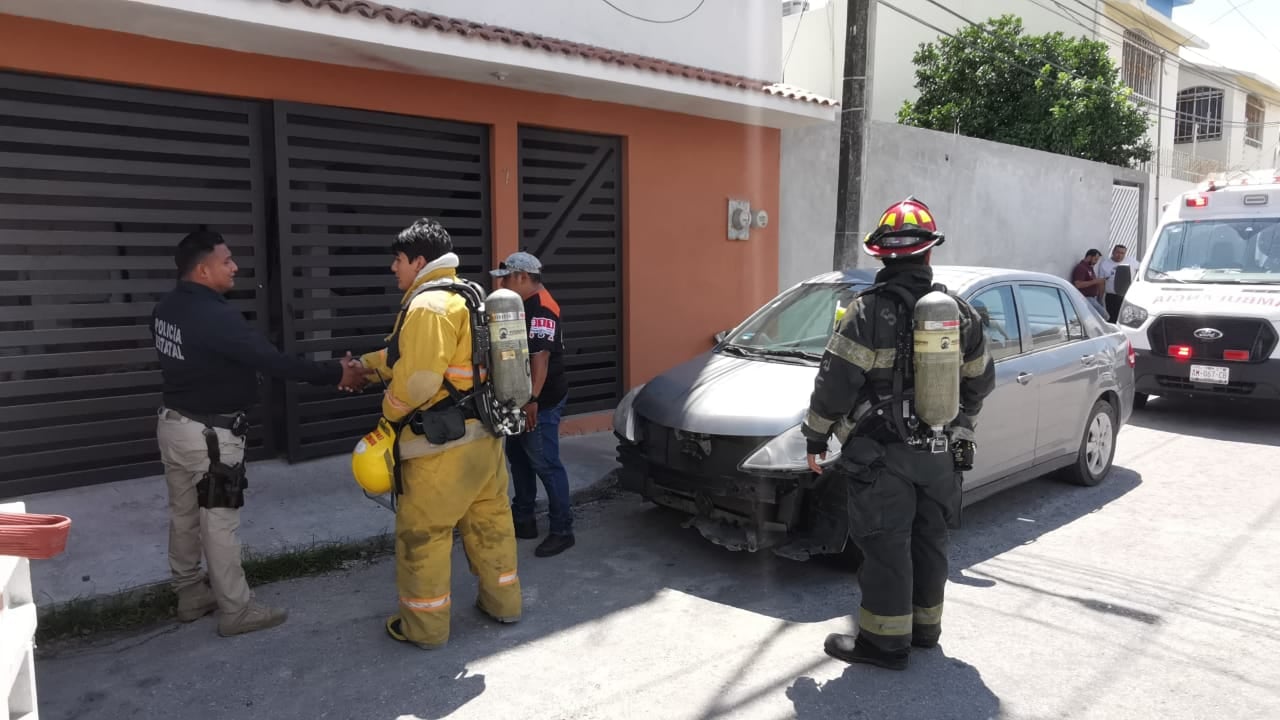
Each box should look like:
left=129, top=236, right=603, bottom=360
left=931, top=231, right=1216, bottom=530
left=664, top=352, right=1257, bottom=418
left=801, top=199, right=995, bottom=670
left=490, top=251, right=575, bottom=558
left=353, top=218, right=522, bottom=649
left=152, top=230, right=367, bottom=637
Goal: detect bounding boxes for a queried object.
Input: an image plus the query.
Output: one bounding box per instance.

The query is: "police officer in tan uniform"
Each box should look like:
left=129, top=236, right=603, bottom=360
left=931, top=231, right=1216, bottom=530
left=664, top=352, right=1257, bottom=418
left=151, top=230, right=367, bottom=636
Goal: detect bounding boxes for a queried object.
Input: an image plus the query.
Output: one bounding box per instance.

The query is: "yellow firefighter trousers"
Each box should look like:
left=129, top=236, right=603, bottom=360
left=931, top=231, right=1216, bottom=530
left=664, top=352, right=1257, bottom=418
left=393, top=433, right=522, bottom=646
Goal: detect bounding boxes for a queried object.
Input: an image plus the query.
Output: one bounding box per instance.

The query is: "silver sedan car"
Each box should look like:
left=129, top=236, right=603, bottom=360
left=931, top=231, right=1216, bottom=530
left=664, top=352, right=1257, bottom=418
left=612, top=266, right=1136, bottom=564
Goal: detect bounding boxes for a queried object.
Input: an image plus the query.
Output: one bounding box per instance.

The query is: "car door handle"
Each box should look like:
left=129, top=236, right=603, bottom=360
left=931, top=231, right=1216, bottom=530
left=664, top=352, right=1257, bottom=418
left=1080, top=354, right=1096, bottom=366
left=1016, top=372, right=1033, bottom=385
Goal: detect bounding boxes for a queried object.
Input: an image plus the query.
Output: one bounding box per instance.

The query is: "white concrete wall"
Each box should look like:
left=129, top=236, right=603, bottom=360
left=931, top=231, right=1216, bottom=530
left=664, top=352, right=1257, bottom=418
left=779, top=119, right=840, bottom=288
left=400, top=0, right=781, bottom=81
left=778, top=120, right=1146, bottom=288
left=781, top=0, right=1099, bottom=122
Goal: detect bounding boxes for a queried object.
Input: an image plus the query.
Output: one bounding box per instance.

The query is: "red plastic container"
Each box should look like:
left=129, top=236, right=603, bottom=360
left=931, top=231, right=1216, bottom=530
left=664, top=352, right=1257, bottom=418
left=0, top=512, right=71, bottom=559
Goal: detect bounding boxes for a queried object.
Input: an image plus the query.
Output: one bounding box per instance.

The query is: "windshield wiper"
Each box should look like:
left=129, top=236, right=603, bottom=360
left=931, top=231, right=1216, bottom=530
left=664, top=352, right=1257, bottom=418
left=720, top=343, right=764, bottom=357
left=1146, top=270, right=1187, bottom=283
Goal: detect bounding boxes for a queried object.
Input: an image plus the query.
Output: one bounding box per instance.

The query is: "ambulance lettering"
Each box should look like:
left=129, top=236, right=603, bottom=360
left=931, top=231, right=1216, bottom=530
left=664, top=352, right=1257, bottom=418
left=1152, top=292, right=1280, bottom=307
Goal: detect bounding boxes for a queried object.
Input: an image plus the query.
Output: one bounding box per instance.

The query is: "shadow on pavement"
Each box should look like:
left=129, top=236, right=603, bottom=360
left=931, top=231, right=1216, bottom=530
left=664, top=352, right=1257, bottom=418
left=35, top=464, right=1143, bottom=720
left=945, top=466, right=1143, bottom=587
left=787, top=651, right=1000, bottom=720
left=1126, top=395, right=1280, bottom=446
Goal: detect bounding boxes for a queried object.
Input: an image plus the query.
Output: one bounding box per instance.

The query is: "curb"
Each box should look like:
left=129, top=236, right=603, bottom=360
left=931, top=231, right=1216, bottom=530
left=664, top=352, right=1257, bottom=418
left=34, top=468, right=621, bottom=641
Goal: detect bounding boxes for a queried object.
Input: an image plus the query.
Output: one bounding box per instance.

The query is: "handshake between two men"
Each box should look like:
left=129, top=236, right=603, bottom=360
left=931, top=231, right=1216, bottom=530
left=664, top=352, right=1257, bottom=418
left=337, top=352, right=373, bottom=394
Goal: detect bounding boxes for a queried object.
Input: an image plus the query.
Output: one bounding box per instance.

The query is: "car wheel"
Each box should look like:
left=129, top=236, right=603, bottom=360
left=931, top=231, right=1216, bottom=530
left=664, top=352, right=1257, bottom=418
left=1058, top=398, right=1117, bottom=487
left=1133, top=392, right=1148, bottom=410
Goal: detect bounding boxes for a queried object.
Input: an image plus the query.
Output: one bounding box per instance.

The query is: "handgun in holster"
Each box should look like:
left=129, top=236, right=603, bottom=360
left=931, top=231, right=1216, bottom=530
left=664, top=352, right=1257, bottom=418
left=197, top=423, right=249, bottom=510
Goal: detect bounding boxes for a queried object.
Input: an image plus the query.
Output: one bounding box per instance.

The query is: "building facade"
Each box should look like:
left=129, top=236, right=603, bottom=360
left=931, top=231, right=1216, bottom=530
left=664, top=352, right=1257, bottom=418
left=1173, top=64, right=1280, bottom=177
left=0, top=0, right=835, bottom=496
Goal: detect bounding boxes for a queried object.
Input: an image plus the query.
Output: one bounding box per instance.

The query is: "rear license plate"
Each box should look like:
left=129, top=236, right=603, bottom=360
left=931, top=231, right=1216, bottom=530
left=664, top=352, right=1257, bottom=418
left=1190, top=364, right=1230, bottom=385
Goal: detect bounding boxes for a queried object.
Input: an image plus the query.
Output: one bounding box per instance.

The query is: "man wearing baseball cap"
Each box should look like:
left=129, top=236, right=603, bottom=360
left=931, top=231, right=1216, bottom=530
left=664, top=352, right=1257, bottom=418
left=490, top=251, right=575, bottom=557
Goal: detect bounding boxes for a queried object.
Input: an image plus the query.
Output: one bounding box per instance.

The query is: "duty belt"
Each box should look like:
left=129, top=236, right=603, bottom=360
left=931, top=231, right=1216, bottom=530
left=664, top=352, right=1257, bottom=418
left=167, top=407, right=249, bottom=437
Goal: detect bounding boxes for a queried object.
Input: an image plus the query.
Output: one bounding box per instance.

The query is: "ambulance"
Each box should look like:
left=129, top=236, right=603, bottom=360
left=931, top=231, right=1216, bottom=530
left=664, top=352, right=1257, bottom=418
left=1119, top=168, right=1280, bottom=409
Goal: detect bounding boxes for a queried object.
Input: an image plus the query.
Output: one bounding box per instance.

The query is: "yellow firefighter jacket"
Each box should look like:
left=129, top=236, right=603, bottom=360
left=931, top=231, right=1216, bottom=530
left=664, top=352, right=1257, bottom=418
left=360, top=266, right=493, bottom=459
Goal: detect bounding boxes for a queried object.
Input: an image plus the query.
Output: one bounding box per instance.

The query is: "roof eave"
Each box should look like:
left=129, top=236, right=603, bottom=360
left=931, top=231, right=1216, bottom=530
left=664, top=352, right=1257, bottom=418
left=0, top=0, right=836, bottom=128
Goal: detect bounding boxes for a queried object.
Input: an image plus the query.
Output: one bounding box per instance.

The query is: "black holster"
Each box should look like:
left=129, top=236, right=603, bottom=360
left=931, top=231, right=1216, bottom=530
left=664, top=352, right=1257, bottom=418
left=197, top=426, right=248, bottom=510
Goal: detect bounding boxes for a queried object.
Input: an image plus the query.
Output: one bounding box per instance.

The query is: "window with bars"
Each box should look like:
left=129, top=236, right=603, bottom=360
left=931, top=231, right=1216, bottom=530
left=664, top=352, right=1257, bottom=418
left=1246, top=94, right=1264, bottom=147
left=1121, top=30, right=1160, bottom=104
left=1174, top=86, right=1224, bottom=143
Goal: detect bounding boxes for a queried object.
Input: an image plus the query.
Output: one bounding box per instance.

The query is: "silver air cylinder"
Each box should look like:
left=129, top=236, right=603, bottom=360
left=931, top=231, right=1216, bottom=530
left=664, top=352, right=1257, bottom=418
left=485, top=288, right=532, bottom=407
left=912, top=290, right=962, bottom=430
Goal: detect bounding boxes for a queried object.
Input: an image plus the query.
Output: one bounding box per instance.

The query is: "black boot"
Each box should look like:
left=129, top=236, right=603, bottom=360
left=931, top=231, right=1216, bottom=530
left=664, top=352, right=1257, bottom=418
left=535, top=533, right=575, bottom=557
left=823, top=633, right=909, bottom=671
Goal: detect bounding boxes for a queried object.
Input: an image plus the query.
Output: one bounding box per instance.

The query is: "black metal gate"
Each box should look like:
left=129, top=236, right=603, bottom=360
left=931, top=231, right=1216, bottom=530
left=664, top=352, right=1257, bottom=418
left=272, top=102, right=492, bottom=460
left=516, top=126, right=624, bottom=415
left=0, top=71, right=274, bottom=495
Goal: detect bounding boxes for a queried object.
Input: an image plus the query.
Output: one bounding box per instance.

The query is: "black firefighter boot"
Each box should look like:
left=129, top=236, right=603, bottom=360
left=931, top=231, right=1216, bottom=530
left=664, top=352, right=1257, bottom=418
left=823, top=633, right=910, bottom=671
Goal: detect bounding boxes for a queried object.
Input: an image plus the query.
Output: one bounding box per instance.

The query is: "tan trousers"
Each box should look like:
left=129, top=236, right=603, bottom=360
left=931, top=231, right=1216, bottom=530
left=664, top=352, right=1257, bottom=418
left=156, top=408, right=252, bottom=614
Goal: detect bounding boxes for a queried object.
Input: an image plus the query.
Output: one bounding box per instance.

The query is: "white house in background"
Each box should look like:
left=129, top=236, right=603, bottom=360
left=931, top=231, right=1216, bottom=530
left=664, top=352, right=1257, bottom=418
left=1173, top=64, right=1280, bottom=176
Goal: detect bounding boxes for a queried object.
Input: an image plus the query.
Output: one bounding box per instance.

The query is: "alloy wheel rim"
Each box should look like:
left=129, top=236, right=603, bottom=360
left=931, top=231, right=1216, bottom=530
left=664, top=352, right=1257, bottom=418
left=1085, top=412, right=1113, bottom=476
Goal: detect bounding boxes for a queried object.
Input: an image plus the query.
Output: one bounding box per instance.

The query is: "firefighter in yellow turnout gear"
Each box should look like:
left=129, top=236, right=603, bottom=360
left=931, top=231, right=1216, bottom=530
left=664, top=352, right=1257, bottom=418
left=355, top=218, right=522, bottom=649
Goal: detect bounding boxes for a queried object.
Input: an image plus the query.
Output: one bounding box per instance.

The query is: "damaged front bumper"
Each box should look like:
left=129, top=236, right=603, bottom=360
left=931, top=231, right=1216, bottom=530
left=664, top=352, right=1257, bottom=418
left=615, top=438, right=847, bottom=559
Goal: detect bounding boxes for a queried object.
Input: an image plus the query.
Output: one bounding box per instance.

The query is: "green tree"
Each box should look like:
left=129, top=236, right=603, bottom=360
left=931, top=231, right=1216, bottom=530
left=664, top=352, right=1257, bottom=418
left=896, top=14, right=1153, bottom=167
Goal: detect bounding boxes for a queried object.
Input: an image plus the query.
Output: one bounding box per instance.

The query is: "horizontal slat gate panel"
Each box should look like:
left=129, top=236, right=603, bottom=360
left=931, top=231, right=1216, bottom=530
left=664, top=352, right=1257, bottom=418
left=274, top=101, right=492, bottom=460
left=0, top=70, right=275, bottom=495
left=517, top=126, right=624, bottom=416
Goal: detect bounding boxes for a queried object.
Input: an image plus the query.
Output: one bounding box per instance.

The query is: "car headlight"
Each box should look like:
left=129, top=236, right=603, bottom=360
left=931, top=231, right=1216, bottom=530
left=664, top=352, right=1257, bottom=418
left=612, top=384, right=645, bottom=443
left=740, top=423, right=841, bottom=472
left=1118, top=302, right=1148, bottom=328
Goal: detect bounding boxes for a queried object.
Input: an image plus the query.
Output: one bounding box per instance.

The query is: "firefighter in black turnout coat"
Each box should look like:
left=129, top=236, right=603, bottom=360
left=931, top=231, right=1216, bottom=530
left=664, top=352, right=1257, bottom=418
left=802, top=198, right=995, bottom=670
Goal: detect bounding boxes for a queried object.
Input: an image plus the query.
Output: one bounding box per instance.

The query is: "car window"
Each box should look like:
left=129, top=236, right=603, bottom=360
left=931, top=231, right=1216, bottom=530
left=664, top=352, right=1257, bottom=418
left=968, top=285, right=1022, bottom=361
left=1019, top=284, right=1071, bottom=351
left=726, top=283, right=862, bottom=355
left=1059, top=288, right=1085, bottom=340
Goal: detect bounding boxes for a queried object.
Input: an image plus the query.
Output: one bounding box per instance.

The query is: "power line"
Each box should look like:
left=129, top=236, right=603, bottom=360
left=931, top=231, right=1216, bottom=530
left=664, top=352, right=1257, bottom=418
left=882, top=0, right=1280, bottom=129
left=782, top=5, right=808, bottom=79
left=1210, top=0, right=1258, bottom=25
left=1021, top=0, right=1264, bottom=103
left=1072, top=0, right=1273, bottom=99
left=596, top=0, right=705, bottom=24
left=1224, top=0, right=1280, bottom=61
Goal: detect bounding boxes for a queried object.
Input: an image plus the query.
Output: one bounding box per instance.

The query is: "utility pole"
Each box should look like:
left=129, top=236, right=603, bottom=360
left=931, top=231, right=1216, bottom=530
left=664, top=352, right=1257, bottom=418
left=832, top=0, right=875, bottom=270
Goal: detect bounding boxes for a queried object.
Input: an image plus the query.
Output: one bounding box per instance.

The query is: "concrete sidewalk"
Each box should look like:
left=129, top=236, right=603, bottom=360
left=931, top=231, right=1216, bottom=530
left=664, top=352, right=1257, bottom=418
left=22, top=432, right=621, bottom=611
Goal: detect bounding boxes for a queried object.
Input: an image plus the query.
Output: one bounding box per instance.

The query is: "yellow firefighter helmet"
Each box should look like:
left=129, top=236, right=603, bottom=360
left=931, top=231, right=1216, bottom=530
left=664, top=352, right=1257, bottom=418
left=351, top=417, right=397, bottom=496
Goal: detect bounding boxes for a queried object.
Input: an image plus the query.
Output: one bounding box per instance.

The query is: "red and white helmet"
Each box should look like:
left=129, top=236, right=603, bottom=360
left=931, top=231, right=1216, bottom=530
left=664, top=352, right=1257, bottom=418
left=863, top=197, right=946, bottom=259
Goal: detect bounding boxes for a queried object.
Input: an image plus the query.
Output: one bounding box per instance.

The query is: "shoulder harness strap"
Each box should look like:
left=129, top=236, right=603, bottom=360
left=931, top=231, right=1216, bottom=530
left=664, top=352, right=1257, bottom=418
left=865, top=282, right=920, bottom=443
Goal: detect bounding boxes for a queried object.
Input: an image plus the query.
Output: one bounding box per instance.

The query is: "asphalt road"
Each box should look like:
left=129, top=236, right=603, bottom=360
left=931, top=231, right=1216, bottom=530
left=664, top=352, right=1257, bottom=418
left=35, top=397, right=1280, bottom=720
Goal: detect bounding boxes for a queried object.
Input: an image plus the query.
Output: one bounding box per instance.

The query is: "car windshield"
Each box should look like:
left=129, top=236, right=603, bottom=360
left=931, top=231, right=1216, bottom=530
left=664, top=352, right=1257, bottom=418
left=1145, top=217, right=1280, bottom=284
left=720, top=282, right=864, bottom=360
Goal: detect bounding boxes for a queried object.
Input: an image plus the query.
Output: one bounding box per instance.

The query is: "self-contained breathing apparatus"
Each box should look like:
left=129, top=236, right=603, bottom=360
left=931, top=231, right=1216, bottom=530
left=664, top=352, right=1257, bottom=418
left=839, top=283, right=975, bottom=471
left=189, top=410, right=250, bottom=510
left=351, top=278, right=533, bottom=503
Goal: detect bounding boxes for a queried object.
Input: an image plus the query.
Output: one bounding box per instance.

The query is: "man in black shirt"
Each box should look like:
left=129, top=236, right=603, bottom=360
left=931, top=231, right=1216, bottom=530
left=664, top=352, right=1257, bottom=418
left=151, top=230, right=366, bottom=636
left=491, top=251, right=574, bottom=557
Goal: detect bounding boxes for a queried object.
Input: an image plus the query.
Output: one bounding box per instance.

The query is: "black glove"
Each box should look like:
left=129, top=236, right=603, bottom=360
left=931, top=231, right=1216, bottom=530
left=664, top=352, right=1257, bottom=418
left=806, top=439, right=828, bottom=456
left=951, top=439, right=975, bottom=471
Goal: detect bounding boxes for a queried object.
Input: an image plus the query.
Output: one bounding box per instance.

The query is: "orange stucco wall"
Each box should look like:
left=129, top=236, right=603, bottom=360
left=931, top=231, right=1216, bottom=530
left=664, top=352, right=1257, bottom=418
left=0, top=15, right=781, bottom=408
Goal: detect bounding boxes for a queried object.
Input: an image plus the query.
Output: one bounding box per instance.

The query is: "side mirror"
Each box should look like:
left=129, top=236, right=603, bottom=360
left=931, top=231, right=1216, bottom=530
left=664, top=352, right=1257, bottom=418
left=714, top=330, right=729, bottom=344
